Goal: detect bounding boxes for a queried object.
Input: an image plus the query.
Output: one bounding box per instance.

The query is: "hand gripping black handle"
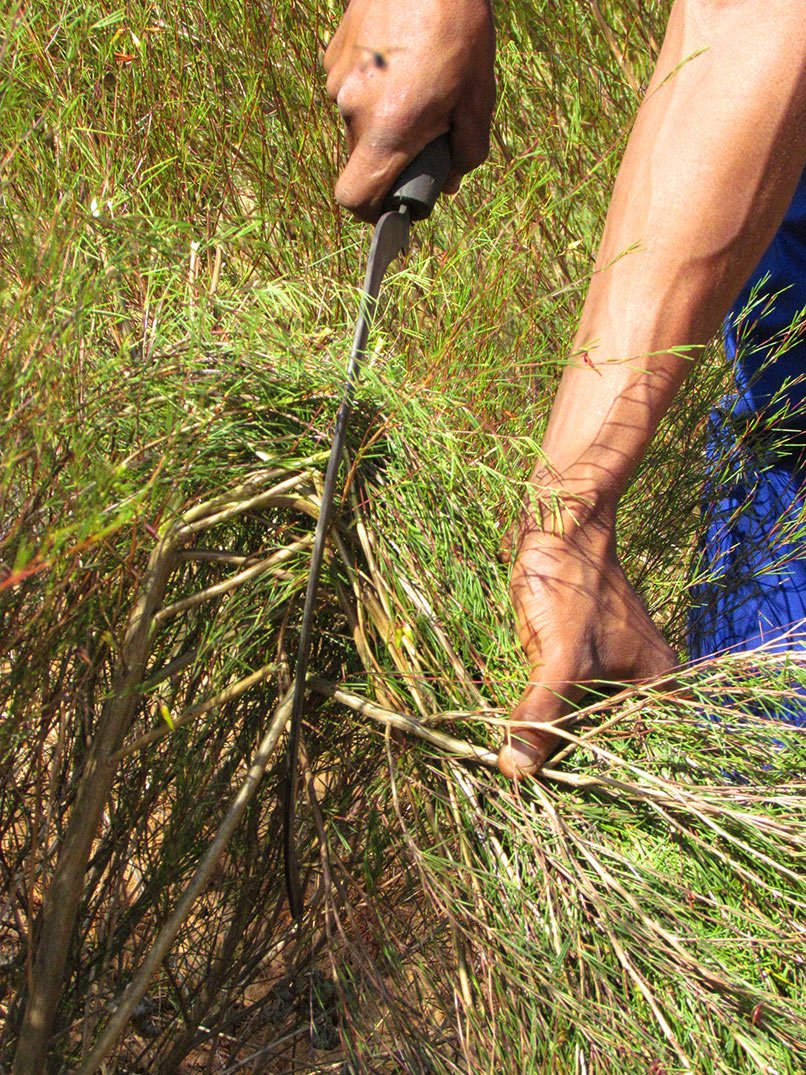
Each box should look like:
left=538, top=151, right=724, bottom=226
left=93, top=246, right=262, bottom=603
left=383, top=135, right=452, bottom=221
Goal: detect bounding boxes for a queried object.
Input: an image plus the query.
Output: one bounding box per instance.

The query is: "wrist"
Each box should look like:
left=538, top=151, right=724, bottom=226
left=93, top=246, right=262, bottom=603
left=523, top=464, right=619, bottom=541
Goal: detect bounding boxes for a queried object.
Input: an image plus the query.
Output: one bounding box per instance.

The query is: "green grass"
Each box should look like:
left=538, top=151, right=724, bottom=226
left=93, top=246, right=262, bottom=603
left=1, top=1, right=804, bottom=1072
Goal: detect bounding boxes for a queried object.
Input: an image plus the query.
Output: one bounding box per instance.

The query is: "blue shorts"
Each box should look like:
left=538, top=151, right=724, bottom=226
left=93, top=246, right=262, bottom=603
left=688, top=169, right=806, bottom=726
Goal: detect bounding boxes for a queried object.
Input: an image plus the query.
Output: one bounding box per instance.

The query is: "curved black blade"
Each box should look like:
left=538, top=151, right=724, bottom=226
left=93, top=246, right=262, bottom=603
left=283, top=208, right=410, bottom=920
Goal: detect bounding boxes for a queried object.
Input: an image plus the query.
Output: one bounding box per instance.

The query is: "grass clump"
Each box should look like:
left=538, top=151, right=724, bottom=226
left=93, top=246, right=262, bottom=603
left=1, top=1, right=804, bottom=1073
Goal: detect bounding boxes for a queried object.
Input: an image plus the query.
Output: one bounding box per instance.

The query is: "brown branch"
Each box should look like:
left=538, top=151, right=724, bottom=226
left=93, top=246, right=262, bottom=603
left=74, top=684, right=295, bottom=1075
left=13, top=527, right=183, bottom=1075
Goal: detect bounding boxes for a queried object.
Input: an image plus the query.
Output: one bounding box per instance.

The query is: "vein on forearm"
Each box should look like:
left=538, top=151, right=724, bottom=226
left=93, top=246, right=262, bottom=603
left=538, top=0, right=806, bottom=503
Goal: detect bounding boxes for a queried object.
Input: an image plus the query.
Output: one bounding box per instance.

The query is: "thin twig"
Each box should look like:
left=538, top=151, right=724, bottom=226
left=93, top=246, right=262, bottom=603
left=75, top=684, right=296, bottom=1075
left=13, top=527, right=183, bottom=1075
left=155, top=536, right=313, bottom=623
left=112, top=663, right=280, bottom=760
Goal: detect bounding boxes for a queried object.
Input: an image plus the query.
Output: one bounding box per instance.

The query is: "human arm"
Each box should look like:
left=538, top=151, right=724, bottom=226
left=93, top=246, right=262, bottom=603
left=498, top=0, right=806, bottom=777
left=323, top=0, right=495, bottom=221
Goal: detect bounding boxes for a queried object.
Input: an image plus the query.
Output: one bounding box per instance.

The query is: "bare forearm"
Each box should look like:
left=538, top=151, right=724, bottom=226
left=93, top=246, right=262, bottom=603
left=538, top=0, right=806, bottom=517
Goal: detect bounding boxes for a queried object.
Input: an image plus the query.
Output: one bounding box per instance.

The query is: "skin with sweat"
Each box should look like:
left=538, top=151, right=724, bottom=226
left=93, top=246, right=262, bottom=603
left=324, top=0, right=806, bottom=777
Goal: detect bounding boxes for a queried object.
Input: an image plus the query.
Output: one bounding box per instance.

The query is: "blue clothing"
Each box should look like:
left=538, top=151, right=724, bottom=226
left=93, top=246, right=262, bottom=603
left=688, top=169, right=806, bottom=725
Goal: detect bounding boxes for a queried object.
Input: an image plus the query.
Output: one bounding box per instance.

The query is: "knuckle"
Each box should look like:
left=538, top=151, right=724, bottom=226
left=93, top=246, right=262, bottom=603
left=368, top=89, right=422, bottom=145
left=335, top=83, right=359, bottom=118
left=334, top=178, right=373, bottom=222
left=325, top=69, right=342, bottom=103
left=333, top=176, right=358, bottom=209
left=322, top=26, right=343, bottom=73
left=549, top=644, right=581, bottom=676
left=386, top=99, right=423, bottom=140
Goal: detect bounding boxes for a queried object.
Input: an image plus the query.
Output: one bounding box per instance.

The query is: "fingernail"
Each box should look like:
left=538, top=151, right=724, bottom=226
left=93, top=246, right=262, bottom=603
left=501, top=737, right=540, bottom=776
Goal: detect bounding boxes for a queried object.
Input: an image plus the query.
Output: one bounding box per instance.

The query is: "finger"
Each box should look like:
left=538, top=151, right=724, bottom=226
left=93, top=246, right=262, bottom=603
left=632, top=640, right=678, bottom=682
left=323, top=19, right=349, bottom=80
left=335, top=115, right=452, bottom=222
left=442, top=75, right=495, bottom=194
left=628, top=640, right=682, bottom=698
left=334, top=137, right=414, bottom=223
left=446, top=107, right=492, bottom=183
left=325, top=52, right=352, bottom=102
left=497, top=679, right=585, bottom=779
left=617, top=608, right=678, bottom=683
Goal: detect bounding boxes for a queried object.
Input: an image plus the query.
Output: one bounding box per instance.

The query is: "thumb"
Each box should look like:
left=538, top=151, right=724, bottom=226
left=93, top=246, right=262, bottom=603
left=497, top=678, right=585, bottom=779
left=335, top=137, right=411, bottom=223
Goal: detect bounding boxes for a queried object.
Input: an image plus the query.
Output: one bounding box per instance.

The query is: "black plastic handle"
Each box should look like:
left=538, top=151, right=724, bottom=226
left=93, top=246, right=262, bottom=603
left=383, top=135, right=452, bottom=221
